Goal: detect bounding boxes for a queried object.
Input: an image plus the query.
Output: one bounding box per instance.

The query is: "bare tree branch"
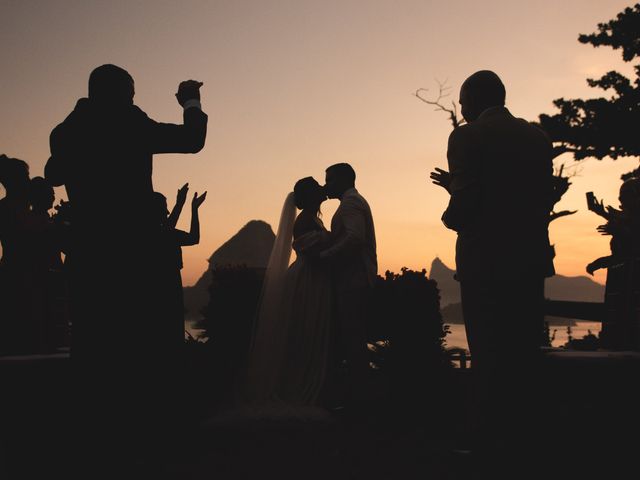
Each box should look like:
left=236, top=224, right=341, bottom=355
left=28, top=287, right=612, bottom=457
left=414, top=79, right=464, bottom=129
left=549, top=210, right=578, bottom=222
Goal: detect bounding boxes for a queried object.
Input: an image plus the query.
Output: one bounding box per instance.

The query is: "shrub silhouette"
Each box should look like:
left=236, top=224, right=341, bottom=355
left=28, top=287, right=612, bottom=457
left=369, top=268, right=452, bottom=420
left=197, top=265, right=265, bottom=403
left=194, top=265, right=451, bottom=413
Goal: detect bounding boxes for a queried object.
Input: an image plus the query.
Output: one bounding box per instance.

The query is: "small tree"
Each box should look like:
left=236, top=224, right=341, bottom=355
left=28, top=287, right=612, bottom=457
left=539, top=4, right=640, bottom=178
left=414, top=80, right=464, bottom=129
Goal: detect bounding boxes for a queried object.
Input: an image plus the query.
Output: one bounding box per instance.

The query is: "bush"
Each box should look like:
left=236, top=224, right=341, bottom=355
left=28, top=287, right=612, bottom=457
left=192, top=265, right=452, bottom=413
left=196, top=265, right=265, bottom=403
left=369, top=268, right=452, bottom=418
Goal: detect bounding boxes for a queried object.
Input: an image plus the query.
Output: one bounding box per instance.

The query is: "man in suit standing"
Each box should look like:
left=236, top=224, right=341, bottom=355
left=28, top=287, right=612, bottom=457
left=46, top=64, right=207, bottom=362
left=431, top=71, right=553, bottom=470
left=45, top=64, right=208, bottom=475
left=321, top=163, right=377, bottom=414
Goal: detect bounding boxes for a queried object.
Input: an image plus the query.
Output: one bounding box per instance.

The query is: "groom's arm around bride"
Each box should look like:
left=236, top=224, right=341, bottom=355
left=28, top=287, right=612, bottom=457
left=320, top=165, right=377, bottom=291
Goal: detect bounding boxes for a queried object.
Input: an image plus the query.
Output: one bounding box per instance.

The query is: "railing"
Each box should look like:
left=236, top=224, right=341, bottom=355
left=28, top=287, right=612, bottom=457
left=543, top=258, right=640, bottom=351
left=447, top=347, right=471, bottom=369
left=544, top=300, right=604, bottom=322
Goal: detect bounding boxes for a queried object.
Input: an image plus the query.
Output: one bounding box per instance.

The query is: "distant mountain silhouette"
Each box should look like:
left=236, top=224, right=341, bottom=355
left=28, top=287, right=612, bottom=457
left=429, top=257, right=605, bottom=325
left=183, top=220, right=275, bottom=317
left=429, top=257, right=459, bottom=307
left=545, top=275, right=605, bottom=302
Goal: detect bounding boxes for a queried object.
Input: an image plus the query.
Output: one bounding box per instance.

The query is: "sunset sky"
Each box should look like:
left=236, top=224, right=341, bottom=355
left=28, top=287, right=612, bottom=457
left=1, top=0, right=637, bottom=287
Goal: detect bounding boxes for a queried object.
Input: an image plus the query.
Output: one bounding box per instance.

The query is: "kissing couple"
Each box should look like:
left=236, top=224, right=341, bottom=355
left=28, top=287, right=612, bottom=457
left=243, top=163, right=377, bottom=412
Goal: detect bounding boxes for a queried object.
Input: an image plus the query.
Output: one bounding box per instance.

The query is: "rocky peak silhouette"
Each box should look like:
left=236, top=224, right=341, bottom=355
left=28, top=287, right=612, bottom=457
left=183, top=220, right=275, bottom=316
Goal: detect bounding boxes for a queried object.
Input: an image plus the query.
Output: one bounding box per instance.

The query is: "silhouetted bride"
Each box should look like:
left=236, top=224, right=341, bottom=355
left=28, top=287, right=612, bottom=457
left=244, top=177, right=332, bottom=406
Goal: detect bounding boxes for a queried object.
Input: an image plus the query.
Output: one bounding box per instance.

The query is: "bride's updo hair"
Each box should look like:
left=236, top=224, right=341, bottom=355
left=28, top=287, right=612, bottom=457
left=294, top=177, right=321, bottom=210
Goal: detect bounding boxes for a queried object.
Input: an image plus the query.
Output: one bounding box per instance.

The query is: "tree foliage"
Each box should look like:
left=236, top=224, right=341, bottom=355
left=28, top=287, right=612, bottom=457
left=539, top=4, right=640, bottom=162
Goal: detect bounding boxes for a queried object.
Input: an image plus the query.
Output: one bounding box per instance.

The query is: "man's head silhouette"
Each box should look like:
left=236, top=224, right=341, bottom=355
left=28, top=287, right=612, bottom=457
left=619, top=177, right=640, bottom=214
left=0, top=154, right=30, bottom=195
left=88, top=64, right=135, bottom=106
left=325, top=163, right=356, bottom=200
left=459, top=70, right=506, bottom=123
left=294, top=177, right=325, bottom=210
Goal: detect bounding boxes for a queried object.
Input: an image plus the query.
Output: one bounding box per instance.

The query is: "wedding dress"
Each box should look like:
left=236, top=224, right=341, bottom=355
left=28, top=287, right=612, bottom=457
left=244, top=193, right=333, bottom=407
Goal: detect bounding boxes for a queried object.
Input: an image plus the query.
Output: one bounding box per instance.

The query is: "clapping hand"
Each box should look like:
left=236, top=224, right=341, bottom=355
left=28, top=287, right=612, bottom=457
left=587, top=194, right=607, bottom=218
left=596, top=222, right=621, bottom=236
left=192, top=191, right=207, bottom=210
left=53, top=199, right=72, bottom=224
left=176, top=80, right=203, bottom=107
left=430, top=167, right=451, bottom=192
left=586, top=259, right=603, bottom=276
left=597, top=224, right=609, bottom=236
left=176, top=183, right=189, bottom=206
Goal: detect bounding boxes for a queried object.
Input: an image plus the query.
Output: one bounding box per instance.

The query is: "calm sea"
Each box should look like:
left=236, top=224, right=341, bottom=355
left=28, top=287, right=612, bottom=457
left=186, top=319, right=601, bottom=351
left=444, top=321, right=601, bottom=350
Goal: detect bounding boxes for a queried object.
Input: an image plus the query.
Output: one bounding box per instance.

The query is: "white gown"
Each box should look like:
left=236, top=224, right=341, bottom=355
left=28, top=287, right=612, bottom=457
left=242, top=194, right=333, bottom=408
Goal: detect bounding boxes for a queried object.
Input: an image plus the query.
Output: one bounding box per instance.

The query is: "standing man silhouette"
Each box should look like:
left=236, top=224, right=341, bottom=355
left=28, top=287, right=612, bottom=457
left=431, top=70, right=553, bottom=474
left=46, top=64, right=207, bottom=475
left=321, top=163, right=377, bottom=415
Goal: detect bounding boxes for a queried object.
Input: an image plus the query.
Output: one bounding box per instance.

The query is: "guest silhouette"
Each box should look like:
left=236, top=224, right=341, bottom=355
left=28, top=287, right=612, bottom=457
left=44, top=64, right=208, bottom=474
left=153, top=184, right=206, bottom=357
left=586, top=178, right=640, bottom=275
left=431, top=71, right=553, bottom=473
left=26, top=177, right=65, bottom=352
left=0, top=154, right=32, bottom=354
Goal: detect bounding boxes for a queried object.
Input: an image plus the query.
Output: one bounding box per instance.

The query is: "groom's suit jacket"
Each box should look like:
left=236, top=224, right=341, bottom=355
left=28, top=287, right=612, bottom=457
left=324, top=188, right=378, bottom=292
left=442, top=106, right=553, bottom=282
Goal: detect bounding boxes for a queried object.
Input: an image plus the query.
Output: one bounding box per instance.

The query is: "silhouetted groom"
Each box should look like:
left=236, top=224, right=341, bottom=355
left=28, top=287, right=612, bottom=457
left=432, top=70, right=553, bottom=467
left=321, top=163, right=377, bottom=412
left=45, top=64, right=207, bottom=473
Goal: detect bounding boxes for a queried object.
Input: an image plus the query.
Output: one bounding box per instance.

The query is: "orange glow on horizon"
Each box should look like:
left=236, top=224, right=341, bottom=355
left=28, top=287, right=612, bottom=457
left=1, top=1, right=634, bottom=290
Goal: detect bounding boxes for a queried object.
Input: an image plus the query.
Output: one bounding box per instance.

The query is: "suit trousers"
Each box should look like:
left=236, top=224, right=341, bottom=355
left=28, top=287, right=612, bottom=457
left=334, top=286, right=371, bottom=409
left=460, top=271, right=544, bottom=475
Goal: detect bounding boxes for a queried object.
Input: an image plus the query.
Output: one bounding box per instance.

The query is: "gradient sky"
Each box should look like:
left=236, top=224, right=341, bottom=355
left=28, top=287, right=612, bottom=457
left=1, top=0, right=637, bottom=287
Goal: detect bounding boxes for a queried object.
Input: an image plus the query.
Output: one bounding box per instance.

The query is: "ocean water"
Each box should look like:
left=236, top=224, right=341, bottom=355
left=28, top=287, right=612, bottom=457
left=186, top=319, right=601, bottom=352
left=444, top=321, right=601, bottom=351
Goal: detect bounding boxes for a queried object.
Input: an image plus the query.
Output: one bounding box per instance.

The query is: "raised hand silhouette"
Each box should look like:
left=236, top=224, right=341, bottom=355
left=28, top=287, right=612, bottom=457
left=176, top=80, right=203, bottom=106
left=176, top=183, right=189, bottom=205
left=191, top=191, right=207, bottom=210
left=429, top=167, right=451, bottom=192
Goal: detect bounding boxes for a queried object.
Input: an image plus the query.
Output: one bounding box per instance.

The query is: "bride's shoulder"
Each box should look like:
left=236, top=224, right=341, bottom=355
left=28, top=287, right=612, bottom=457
left=294, top=211, right=323, bottom=238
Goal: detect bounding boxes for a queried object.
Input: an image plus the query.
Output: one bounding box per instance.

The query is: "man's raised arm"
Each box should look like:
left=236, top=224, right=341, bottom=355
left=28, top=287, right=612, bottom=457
left=150, top=80, right=208, bottom=154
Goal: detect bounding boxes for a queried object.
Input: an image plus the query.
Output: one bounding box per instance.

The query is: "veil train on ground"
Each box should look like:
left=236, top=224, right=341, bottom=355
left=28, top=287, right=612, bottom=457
left=244, top=192, right=297, bottom=402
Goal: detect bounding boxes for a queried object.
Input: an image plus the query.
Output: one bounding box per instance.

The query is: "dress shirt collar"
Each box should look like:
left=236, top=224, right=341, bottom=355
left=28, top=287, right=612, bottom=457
left=477, top=105, right=510, bottom=121
left=341, top=187, right=358, bottom=199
